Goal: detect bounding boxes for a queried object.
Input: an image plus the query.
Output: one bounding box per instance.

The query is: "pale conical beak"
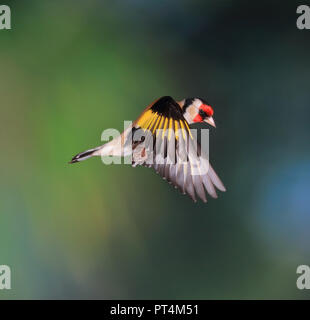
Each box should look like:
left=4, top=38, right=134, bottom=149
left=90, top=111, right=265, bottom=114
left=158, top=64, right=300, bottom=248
left=205, top=116, right=216, bottom=128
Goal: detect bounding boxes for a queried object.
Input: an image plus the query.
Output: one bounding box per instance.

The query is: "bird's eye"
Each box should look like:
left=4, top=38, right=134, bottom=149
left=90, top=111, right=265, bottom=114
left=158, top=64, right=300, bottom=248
left=199, top=109, right=206, bottom=117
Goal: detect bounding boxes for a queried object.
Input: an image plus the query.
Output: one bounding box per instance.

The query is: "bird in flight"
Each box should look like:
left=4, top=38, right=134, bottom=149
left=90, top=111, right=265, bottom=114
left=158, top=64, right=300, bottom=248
left=70, top=96, right=226, bottom=202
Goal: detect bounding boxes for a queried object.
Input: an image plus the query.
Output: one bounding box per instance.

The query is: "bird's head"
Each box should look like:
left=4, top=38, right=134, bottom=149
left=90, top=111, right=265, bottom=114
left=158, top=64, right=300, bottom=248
left=179, top=97, right=215, bottom=127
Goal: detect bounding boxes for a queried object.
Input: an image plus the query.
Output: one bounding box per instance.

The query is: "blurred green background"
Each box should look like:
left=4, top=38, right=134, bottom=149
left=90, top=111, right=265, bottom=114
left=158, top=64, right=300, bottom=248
left=1, top=0, right=310, bottom=299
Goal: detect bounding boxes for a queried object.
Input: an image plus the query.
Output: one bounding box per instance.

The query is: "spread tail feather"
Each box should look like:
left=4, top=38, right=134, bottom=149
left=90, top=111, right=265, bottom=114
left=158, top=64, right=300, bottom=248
left=69, top=143, right=114, bottom=164
left=69, top=146, right=101, bottom=164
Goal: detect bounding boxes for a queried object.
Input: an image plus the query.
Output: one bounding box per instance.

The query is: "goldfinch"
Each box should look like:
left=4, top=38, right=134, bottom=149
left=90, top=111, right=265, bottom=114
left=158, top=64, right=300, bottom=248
left=70, top=96, right=226, bottom=202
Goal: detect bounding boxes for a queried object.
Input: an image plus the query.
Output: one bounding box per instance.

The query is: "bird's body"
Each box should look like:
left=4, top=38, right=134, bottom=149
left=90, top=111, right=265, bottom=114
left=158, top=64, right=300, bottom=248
left=70, top=96, right=226, bottom=202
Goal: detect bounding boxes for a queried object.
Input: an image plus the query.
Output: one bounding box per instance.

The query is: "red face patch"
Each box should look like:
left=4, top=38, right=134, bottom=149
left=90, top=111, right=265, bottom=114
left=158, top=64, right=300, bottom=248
left=201, top=104, right=214, bottom=117
left=193, top=114, right=203, bottom=123
left=193, top=104, right=214, bottom=123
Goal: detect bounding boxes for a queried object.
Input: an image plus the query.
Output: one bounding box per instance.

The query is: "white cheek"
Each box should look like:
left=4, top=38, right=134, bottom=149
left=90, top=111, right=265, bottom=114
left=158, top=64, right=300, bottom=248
left=193, top=99, right=201, bottom=108
left=184, top=105, right=196, bottom=123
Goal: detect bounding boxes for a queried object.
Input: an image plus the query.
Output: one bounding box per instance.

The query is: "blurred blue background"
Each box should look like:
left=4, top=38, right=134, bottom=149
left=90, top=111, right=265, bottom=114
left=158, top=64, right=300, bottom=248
left=0, top=0, right=310, bottom=299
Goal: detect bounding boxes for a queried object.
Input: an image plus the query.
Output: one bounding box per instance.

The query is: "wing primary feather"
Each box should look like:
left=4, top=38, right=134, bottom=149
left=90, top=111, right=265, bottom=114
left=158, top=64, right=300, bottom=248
left=208, top=164, right=226, bottom=192
left=156, top=116, right=165, bottom=136
left=152, top=115, right=161, bottom=134
left=146, top=113, right=158, bottom=131
left=162, top=118, right=169, bottom=139
left=202, top=174, right=218, bottom=198
left=165, top=161, right=171, bottom=182
left=169, top=164, right=177, bottom=188
left=193, top=173, right=207, bottom=203
left=185, top=162, right=196, bottom=202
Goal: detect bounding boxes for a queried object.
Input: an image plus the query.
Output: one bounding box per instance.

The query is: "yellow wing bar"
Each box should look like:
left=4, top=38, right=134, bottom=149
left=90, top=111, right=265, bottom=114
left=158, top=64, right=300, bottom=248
left=136, top=110, right=193, bottom=140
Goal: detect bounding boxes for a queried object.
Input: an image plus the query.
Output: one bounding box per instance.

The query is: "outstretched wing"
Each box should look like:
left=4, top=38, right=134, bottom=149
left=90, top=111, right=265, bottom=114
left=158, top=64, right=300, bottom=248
left=130, top=96, right=225, bottom=202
